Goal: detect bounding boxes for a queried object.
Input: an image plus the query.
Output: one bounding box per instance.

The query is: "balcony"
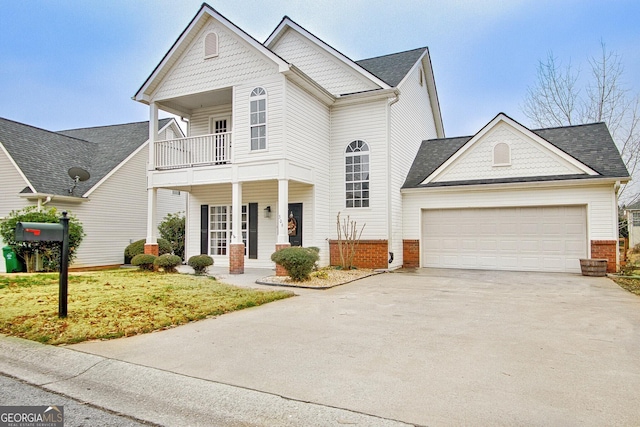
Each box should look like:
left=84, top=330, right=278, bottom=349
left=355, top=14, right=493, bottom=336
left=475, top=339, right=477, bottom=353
left=155, top=133, right=231, bottom=170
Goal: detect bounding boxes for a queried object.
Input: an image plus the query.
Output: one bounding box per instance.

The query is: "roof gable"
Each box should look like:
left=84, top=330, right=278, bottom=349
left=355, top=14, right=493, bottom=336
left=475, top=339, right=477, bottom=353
left=356, top=47, right=427, bottom=87
left=265, top=16, right=390, bottom=94
left=135, top=3, right=289, bottom=103
left=403, top=113, right=629, bottom=189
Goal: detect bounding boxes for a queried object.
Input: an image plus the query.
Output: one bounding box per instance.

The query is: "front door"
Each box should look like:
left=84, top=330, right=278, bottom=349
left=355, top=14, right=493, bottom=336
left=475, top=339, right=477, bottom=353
left=210, top=115, right=231, bottom=163
left=288, top=203, right=303, bottom=247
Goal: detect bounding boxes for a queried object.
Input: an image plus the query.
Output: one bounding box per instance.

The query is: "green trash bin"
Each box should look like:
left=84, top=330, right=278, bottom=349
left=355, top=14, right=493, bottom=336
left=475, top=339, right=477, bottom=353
left=2, top=246, right=23, bottom=273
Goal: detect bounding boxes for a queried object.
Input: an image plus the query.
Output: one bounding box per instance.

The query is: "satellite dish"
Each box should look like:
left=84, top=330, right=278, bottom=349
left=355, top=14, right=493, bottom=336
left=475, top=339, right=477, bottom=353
left=68, top=167, right=90, bottom=194
left=68, top=167, right=90, bottom=182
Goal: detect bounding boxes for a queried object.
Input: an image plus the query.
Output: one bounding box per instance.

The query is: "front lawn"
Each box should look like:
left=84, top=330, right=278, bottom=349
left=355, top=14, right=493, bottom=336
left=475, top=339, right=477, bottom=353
left=0, top=270, right=293, bottom=345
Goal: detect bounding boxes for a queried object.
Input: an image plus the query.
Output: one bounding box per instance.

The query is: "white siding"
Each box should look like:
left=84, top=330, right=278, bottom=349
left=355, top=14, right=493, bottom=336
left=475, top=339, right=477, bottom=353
left=152, top=17, right=280, bottom=101
left=271, top=29, right=379, bottom=96
left=190, top=105, right=232, bottom=136
left=330, top=100, right=389, bottom=240
left=402, top=183, right=619, bottom=254
left=434, top=122, right=585, bottom=182
left=0, top=147, right=31, bottom=218
left=388, top=64, right=439, bottom=268
left=156, top=189, right=186, bottom=229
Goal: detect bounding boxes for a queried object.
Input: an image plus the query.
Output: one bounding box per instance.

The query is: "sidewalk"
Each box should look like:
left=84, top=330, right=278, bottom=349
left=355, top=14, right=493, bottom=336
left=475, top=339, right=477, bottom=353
left=0, top=335, right=409, bottom=427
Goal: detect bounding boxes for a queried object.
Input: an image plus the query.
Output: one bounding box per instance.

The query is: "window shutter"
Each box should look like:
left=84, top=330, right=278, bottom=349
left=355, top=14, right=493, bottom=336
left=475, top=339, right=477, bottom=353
left=200, top=205, right=209, bottom=255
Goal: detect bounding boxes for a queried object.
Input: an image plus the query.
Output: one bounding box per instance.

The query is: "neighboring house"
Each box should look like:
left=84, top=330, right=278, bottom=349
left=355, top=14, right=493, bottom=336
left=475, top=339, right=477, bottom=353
left=0, top=117, right=186, bottom=271
left=403, top=114, right=629, bottom=273
left=624, top=202, right=640, bottom=248
left=134, top=3, right=628, bottom=274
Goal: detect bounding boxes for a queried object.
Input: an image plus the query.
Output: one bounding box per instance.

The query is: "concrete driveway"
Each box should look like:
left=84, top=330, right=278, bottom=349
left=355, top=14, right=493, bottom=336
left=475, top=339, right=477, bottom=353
left=71, top=268, right=640, bottom=426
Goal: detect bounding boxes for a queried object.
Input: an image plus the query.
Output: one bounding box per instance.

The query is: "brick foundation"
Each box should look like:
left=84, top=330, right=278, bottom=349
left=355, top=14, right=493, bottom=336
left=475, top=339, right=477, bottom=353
left=275, top=243, right=291, bottom=276
left=329, top=239, right=388, bottom=269
left=229, top=243, right=245, bottom=274
left=590, top=240, right=617, bottom=273
left=402, top=240, right=420, bottom=268
left=143, top=243, right=159, bottom=256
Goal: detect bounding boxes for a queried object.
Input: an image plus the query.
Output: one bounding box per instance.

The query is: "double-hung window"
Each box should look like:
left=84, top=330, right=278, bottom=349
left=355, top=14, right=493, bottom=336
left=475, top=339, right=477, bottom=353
left=250, top=87, right=266, bottom=151
left=345, top=140, right=370, bottom=208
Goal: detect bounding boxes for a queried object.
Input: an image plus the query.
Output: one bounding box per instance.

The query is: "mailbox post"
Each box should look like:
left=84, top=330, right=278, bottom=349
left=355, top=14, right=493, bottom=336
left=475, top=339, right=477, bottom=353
left=15, top=212, right=70, bottom=318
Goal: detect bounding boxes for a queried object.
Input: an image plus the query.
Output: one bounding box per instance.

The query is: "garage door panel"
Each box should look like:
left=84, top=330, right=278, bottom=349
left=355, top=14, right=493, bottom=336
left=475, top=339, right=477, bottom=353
left=422, top=206, right=587, bottom=273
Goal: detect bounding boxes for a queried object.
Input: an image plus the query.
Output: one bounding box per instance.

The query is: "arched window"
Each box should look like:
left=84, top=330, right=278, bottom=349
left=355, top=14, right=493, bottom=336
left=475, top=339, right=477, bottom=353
left=250, top=87, right=267, bottom=150
left=493, top=142, right=511, bottom=166
left=204, top=32, right=219, bottom=58
left=345, top=140, right=370, bottom=208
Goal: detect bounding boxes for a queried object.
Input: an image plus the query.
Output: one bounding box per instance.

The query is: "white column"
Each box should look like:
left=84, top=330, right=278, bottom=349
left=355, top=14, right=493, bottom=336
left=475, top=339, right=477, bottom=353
left=231, top=181, right=242, bottom=243
left=146, top=103, right=159, bottom=245
left=277, top=179, right=289, bottom=244
left=146, top=188, right=157, bottom=244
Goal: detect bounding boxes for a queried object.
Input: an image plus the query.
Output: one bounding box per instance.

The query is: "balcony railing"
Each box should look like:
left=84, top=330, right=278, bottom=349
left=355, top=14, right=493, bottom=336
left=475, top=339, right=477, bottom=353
left=155, top=133, right=231, bottom=169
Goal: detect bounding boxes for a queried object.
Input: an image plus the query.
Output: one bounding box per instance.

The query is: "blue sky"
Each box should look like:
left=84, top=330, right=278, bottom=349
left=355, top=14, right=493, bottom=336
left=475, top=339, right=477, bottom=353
left=1, top=0, right=638, bottom=137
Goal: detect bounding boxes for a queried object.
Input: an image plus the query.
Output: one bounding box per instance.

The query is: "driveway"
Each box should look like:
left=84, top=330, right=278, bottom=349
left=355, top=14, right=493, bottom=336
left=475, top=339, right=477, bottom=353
left=71, top=269, right=640, bottom=426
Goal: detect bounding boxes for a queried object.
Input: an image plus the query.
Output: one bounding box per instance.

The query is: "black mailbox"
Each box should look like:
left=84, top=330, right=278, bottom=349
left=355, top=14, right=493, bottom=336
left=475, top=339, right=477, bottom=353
left=15, top=222, right=64, bottom=242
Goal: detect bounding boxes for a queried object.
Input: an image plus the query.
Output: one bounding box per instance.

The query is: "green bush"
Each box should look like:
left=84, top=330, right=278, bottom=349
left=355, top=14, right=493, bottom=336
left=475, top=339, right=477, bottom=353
left=124, top=238, right=171, bottom=264
left=154, top=253, right=182, bottom=273
left=271, top=247, right=319, bottom=282
left=0, top=206, right=85, bottom=272
left=158, top=212, right=185, bottom=260
left=188, top=254, right=214, bottom=275
left=131, top=254, right=157, bottom=271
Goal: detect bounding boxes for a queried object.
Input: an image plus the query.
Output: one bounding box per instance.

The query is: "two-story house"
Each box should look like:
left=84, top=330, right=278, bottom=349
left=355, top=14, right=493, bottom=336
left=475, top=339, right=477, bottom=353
left=134, top=3, right=443, bottom=273
left=135, top=3, right=628, bottom=275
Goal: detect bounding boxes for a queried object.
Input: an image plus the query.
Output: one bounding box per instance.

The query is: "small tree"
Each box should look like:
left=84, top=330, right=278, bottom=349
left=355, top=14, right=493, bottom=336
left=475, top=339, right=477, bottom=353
left=0, top=206, right=85, bottom=272
left=335, top=212, right=365, bottom=270
left=158, top=212, right=185, bottom=260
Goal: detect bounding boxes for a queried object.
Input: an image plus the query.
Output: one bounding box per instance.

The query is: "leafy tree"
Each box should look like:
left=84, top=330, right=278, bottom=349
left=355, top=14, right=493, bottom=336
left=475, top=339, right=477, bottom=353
left=158, top=212, right=185, bottom=260
left=0, top=206, right=85, bottom=272
left=522, top=43, right=640, bottom=202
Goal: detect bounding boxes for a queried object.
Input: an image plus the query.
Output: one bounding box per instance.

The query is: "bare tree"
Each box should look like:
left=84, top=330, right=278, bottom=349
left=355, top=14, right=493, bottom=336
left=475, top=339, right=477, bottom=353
left=522, top=43, right=640, bottom=202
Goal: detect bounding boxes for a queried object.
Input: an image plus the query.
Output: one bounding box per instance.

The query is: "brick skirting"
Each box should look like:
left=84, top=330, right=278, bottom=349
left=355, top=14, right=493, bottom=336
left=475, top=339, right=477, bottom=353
left=328, top=239, right=388, bottom=269
left=274, top=243, right=291, bottom=276
left=143, top=243, right=159, bottom=256
left=229, top=243, right=245, bottom=274
left=590, top=240, right=617, bottom=273
left=402, top=240, right=420, bottom=268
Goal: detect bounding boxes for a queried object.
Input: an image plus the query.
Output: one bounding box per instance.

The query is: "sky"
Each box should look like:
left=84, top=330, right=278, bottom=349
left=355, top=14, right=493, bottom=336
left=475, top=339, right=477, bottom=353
left=1, top=0, right=639, bottom=138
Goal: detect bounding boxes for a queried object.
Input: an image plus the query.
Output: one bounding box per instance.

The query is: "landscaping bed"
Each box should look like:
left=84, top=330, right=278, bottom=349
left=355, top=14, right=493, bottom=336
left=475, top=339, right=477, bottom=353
left=0, top=270, right=293, bottom=345
left=611, top=276, right=640, bottom=296
left=258, top=267, right=379, bottom=289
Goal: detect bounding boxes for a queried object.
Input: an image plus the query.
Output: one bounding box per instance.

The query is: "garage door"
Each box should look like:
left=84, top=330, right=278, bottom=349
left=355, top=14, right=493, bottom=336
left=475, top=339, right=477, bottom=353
left=421, top=206, right=587, bottom=273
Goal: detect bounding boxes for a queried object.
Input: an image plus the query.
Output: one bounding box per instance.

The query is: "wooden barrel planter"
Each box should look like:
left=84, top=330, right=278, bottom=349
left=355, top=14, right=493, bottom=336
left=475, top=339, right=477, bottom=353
left=579, top=259, right=608, bottom=277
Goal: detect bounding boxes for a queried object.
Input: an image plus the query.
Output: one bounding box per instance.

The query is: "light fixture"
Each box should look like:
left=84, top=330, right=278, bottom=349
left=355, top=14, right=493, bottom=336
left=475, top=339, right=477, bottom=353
left=264, top=206, right=271, bottom=218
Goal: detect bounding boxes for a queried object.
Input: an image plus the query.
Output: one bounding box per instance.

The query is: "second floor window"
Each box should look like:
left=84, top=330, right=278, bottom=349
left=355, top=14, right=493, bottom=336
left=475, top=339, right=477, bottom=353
left=250, top=87, right=266, bottom=150
left=345, top=140, right=370, bottom=208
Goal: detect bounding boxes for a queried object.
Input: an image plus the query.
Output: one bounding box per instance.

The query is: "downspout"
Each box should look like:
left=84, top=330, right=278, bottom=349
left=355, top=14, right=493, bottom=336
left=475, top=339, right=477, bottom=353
left=386, top=92, right=400, bottom=267
left=615, top=180, right=621, bottom=269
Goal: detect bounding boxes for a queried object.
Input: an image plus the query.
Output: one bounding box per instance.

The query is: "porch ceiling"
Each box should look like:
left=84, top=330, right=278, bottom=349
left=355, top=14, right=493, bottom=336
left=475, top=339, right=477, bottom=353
left=158, top=87, right=232, bottom=116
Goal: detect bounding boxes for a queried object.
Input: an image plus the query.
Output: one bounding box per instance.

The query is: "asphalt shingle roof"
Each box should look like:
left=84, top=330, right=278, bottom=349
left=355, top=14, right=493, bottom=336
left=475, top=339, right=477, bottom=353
left=356, top=47, right=427, bottom=87
left=0, top=117, right=170, bottom=197
left=403, top=121, right=630, bottom=189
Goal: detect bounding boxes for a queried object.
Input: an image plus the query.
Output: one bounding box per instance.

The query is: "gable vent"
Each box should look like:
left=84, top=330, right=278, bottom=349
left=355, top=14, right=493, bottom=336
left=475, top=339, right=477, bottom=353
left=204, top=32, right=218, bottom=59
left=493, top=142, right=511, bottom=166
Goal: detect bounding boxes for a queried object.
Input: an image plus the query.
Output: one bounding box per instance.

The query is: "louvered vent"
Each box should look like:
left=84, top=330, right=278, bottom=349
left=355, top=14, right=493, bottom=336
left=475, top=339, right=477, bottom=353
left=493, top=142, right=511, bottom=166
left=204, top=32, right=218, bottom=58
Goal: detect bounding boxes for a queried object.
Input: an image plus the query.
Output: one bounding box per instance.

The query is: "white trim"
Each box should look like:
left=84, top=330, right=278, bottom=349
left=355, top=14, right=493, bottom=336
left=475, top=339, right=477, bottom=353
left=204, top=31, right=219, bottom=59
left=83, top=119, right=179, bottom=198
left=19, top=192, right=88, bottom=203
left=0, top=142, right=36, bottom=193
left=250, top=86, right=267, bottom=151
left=134, top=4, right=290, bottom=102
left=420, top=114, right=599, bottom=186
left=265, top=18, right=391, bottom=90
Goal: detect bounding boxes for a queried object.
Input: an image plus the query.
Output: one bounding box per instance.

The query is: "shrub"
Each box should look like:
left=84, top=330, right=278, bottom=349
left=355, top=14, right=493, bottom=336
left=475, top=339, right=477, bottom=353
left=188, top=254, right=214, bottom=275
left=131, top=254, right=157, bottom=271
left=271, top=247, right=319, bottom=282
left=124, top=238, right=171, bottom=264
left=158, top=212, right=185, bottom=260
left=154, top=253, right=182, bottom=273
left=0, top=206, right=85, bottom=272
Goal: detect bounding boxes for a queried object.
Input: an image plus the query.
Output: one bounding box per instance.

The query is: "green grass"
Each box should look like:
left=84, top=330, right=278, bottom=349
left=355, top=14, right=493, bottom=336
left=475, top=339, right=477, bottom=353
left=612, top=277, right=640, bottom=296
left=0, top=270, right=293, bottom=345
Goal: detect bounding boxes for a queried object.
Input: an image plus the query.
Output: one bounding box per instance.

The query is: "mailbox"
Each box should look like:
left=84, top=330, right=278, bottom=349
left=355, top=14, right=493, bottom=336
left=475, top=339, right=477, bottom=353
left=15, top=222, right=64, bottom=242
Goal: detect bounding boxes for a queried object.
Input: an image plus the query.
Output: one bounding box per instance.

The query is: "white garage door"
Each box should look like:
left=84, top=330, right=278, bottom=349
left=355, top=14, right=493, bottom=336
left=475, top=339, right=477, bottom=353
left=422, top=206, right=587, bottom=273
